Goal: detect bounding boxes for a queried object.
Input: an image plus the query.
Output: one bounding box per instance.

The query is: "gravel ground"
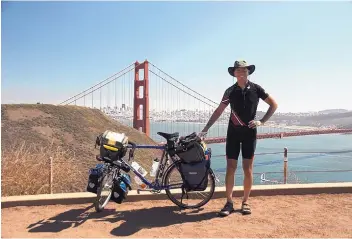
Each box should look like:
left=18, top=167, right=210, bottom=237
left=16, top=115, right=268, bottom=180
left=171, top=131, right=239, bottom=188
left=2, top=193, right=352, bottom=238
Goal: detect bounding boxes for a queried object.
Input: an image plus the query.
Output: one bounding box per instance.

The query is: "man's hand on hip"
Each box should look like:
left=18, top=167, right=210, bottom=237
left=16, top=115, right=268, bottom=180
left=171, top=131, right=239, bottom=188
left=198, top=131, right=208, bottom=139
left=248, top=120, right=262, bottom=128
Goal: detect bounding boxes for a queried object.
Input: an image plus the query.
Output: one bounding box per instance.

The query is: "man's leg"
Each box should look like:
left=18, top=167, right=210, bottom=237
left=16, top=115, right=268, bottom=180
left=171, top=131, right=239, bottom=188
left=225, top=156, right=238, bottom=203
left=218, top=130, right=240, bottom=217
left=241, top=136, right=257, bottom=214
left=242, top=156, right=254, bottom=203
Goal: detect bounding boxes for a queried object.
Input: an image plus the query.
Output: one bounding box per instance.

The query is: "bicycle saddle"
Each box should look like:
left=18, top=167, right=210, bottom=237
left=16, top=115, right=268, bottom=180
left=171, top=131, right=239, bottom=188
left=157, top=132, right=179, bottom=141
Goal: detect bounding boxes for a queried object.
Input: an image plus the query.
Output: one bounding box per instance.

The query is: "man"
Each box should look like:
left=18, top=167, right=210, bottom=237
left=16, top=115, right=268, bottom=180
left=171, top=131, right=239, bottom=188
left=200, top=60, right=278, bottom=216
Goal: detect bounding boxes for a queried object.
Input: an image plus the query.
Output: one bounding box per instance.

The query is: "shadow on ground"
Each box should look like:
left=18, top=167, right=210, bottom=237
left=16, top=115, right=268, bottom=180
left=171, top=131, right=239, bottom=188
left=27, top=204, right=232, bottom=236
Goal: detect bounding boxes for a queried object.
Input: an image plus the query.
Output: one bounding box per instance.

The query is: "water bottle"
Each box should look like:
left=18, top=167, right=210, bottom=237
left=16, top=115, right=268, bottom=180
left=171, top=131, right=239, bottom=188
left=131, top=161, right=147, bottom=189
left=150, top=158, right=160, bottom=177
left=131, top=161, right=147, bottom=176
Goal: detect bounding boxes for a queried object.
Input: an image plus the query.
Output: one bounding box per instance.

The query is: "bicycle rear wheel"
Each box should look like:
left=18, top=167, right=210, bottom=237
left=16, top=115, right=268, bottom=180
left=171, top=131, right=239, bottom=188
left=94, top=173, right=113, bottom=212
left=163, top=161, right=215, bottom=209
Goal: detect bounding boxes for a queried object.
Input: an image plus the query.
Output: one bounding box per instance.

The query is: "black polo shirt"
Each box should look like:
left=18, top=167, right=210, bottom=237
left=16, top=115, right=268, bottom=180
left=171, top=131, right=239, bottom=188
left=221, top=81, right=269, bottom=127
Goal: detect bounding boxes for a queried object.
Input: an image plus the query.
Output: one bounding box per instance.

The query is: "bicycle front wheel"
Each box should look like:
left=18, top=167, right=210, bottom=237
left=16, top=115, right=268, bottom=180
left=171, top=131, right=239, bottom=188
left=163, top=161, right=216, bottom=209
left=94, top=173, right=113, bottom=212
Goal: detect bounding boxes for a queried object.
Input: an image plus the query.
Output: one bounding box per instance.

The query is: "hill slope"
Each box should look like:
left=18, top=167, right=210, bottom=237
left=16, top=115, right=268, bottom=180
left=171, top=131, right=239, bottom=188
left=256, top=110, right=352, bottom=128
left=1, top=104, right=160, bottom=196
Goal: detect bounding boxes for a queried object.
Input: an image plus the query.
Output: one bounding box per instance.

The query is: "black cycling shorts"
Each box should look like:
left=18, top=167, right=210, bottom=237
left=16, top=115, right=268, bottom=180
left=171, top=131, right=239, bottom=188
left=226, top=124, right=257, bottom=160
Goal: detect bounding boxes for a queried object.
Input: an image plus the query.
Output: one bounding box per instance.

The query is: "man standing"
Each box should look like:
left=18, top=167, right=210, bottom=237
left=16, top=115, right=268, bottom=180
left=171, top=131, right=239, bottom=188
left=200, top=60, right=278, bottom=216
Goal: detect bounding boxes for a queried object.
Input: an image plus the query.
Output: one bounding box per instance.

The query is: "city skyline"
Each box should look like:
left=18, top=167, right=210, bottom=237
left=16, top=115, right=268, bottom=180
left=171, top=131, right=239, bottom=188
left=72, top=100, right=352, bottom=115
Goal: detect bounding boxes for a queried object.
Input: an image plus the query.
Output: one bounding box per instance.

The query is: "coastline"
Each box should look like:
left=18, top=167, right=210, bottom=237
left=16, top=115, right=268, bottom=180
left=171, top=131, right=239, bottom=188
left=150, top=120, right=326, bottom=131
left=265, top=124, right=323, bottom=131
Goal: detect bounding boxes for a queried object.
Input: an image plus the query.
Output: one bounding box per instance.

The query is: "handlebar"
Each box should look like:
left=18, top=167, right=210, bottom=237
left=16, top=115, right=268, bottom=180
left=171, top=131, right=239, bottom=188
left=128, top=141, right=136, bottom=161
left=128, top=141, right=137, bottom=148
left=96, top=155, right=131, bottom=173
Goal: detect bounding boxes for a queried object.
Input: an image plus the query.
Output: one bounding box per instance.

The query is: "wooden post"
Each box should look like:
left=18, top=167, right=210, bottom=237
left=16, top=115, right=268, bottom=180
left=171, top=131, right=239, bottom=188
left=284, top=147, right=288, bottom=184
left=50, top=156, right=53, bottom=194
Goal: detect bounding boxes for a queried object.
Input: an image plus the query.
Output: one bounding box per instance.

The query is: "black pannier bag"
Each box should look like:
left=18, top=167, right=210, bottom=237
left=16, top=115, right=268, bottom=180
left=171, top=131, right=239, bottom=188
left=86, top=164, right=104, bottom=194
left=176, top=139, right=206, bottom=164
left=111, top=173, right=132, bottom=204
left=176, top=136, right=211, bottom=191
left=179, top=159, right=210, bottom=191
left=95, top=130, right=129, bottom=161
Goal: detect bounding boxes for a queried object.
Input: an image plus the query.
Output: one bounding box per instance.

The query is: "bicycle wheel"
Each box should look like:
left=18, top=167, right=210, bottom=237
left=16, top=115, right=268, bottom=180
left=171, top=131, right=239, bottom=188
left=163, top=161, right=215, bottom=209
left=94, top=173, right=113, bottom=212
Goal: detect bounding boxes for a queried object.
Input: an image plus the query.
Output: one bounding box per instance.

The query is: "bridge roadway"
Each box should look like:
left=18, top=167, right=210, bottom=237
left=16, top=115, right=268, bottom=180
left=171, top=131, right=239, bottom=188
left=204, top=128, right=352, bottom=144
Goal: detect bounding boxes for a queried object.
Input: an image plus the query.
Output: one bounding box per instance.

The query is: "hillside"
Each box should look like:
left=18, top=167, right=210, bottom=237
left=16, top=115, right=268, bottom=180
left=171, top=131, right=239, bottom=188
left=318, top=109, right=349, bottom=114
left=295, top=111, right=352, bottom=128
left=256, top=110, right=352, bottom=128
left=1, top=104, right=160, bottom=196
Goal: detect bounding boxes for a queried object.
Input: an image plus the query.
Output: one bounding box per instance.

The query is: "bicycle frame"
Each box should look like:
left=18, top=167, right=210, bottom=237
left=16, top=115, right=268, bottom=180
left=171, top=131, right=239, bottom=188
left=94, top=133, right=215, bottom=211
left=123, top=144, right=182, bottom=191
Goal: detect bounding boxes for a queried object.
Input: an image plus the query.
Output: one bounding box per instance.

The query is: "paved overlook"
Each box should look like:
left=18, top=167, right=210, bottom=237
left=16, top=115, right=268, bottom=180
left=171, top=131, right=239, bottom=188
left=2, top=194, right=352, bottom=238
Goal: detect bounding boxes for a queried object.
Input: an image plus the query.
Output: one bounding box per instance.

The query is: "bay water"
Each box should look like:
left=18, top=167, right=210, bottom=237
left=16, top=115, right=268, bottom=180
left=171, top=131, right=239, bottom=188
left=122, top=120, right=352, bottom=185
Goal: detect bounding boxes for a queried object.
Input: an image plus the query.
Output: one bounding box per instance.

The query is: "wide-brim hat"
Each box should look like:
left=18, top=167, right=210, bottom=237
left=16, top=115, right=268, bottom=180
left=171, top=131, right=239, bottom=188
left=228, top=60, right=255, bottom=77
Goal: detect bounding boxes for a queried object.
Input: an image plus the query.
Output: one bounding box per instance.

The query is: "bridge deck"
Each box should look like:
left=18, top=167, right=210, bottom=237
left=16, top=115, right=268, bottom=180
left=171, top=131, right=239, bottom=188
left=204, top=128, right=352, bottom=144
left=2, top=193, right=351, bottom=238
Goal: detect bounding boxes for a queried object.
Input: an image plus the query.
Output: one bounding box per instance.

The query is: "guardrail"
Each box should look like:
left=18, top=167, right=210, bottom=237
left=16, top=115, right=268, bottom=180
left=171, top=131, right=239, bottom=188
left=211, top=147, right=352, bottom=186
left=41, top=147, right=352, bottom=193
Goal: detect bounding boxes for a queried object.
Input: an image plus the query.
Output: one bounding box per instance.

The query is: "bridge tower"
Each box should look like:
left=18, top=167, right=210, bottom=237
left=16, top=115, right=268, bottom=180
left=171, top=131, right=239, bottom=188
left=133, top=60, right=150, bottom=136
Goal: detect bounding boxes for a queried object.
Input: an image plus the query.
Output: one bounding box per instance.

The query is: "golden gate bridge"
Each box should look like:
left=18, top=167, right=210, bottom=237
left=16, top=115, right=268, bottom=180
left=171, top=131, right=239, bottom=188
left=58, top=60, right=352, bottom=185
left=59, top=60, right=352, bottom=143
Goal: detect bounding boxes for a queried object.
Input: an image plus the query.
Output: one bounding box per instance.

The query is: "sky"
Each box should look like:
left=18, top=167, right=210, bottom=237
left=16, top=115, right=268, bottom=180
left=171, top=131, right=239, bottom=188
left=1, top=1, right=352, bottom=113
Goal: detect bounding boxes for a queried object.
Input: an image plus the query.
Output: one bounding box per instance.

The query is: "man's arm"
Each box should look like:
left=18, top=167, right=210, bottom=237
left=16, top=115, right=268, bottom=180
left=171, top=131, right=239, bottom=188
left=260, top=95, right=278, bottom=124
left=201, top=88, right=230, bottom=132
left=202, top=103, right=227, bottom=132
left=249, top=84, right=278, bottom=128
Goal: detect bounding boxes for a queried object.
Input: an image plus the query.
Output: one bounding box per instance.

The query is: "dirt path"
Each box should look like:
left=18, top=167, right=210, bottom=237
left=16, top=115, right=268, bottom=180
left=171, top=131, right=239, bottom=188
left=2, top=193, right=352, bottom=238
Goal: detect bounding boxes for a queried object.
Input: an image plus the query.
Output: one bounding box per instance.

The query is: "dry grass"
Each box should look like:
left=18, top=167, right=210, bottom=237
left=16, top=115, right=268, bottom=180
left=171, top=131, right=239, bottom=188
left=1, top=104, right=163, bottom=196
left=1, top=139, right=160, bottom=197
left=1, top=141, right=85, bottom=196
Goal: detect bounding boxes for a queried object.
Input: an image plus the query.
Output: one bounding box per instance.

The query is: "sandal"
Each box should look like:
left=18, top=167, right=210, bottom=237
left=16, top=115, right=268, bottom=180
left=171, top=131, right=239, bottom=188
left=218, top=201, right=235, bottom=217
left=241, top=202, right=251, bottom=215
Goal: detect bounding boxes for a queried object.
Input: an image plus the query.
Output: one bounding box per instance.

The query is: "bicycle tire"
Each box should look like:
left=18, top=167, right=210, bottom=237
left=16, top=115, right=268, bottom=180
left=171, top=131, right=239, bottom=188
left=163, top=160, right=215, bottom=209
left=94, top=173, right=113, bottom=212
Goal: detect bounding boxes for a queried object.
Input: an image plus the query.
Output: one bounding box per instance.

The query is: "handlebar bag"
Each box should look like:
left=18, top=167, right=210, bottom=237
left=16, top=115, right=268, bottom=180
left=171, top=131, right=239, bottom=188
left=98, top=130, right=129, bottom=160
